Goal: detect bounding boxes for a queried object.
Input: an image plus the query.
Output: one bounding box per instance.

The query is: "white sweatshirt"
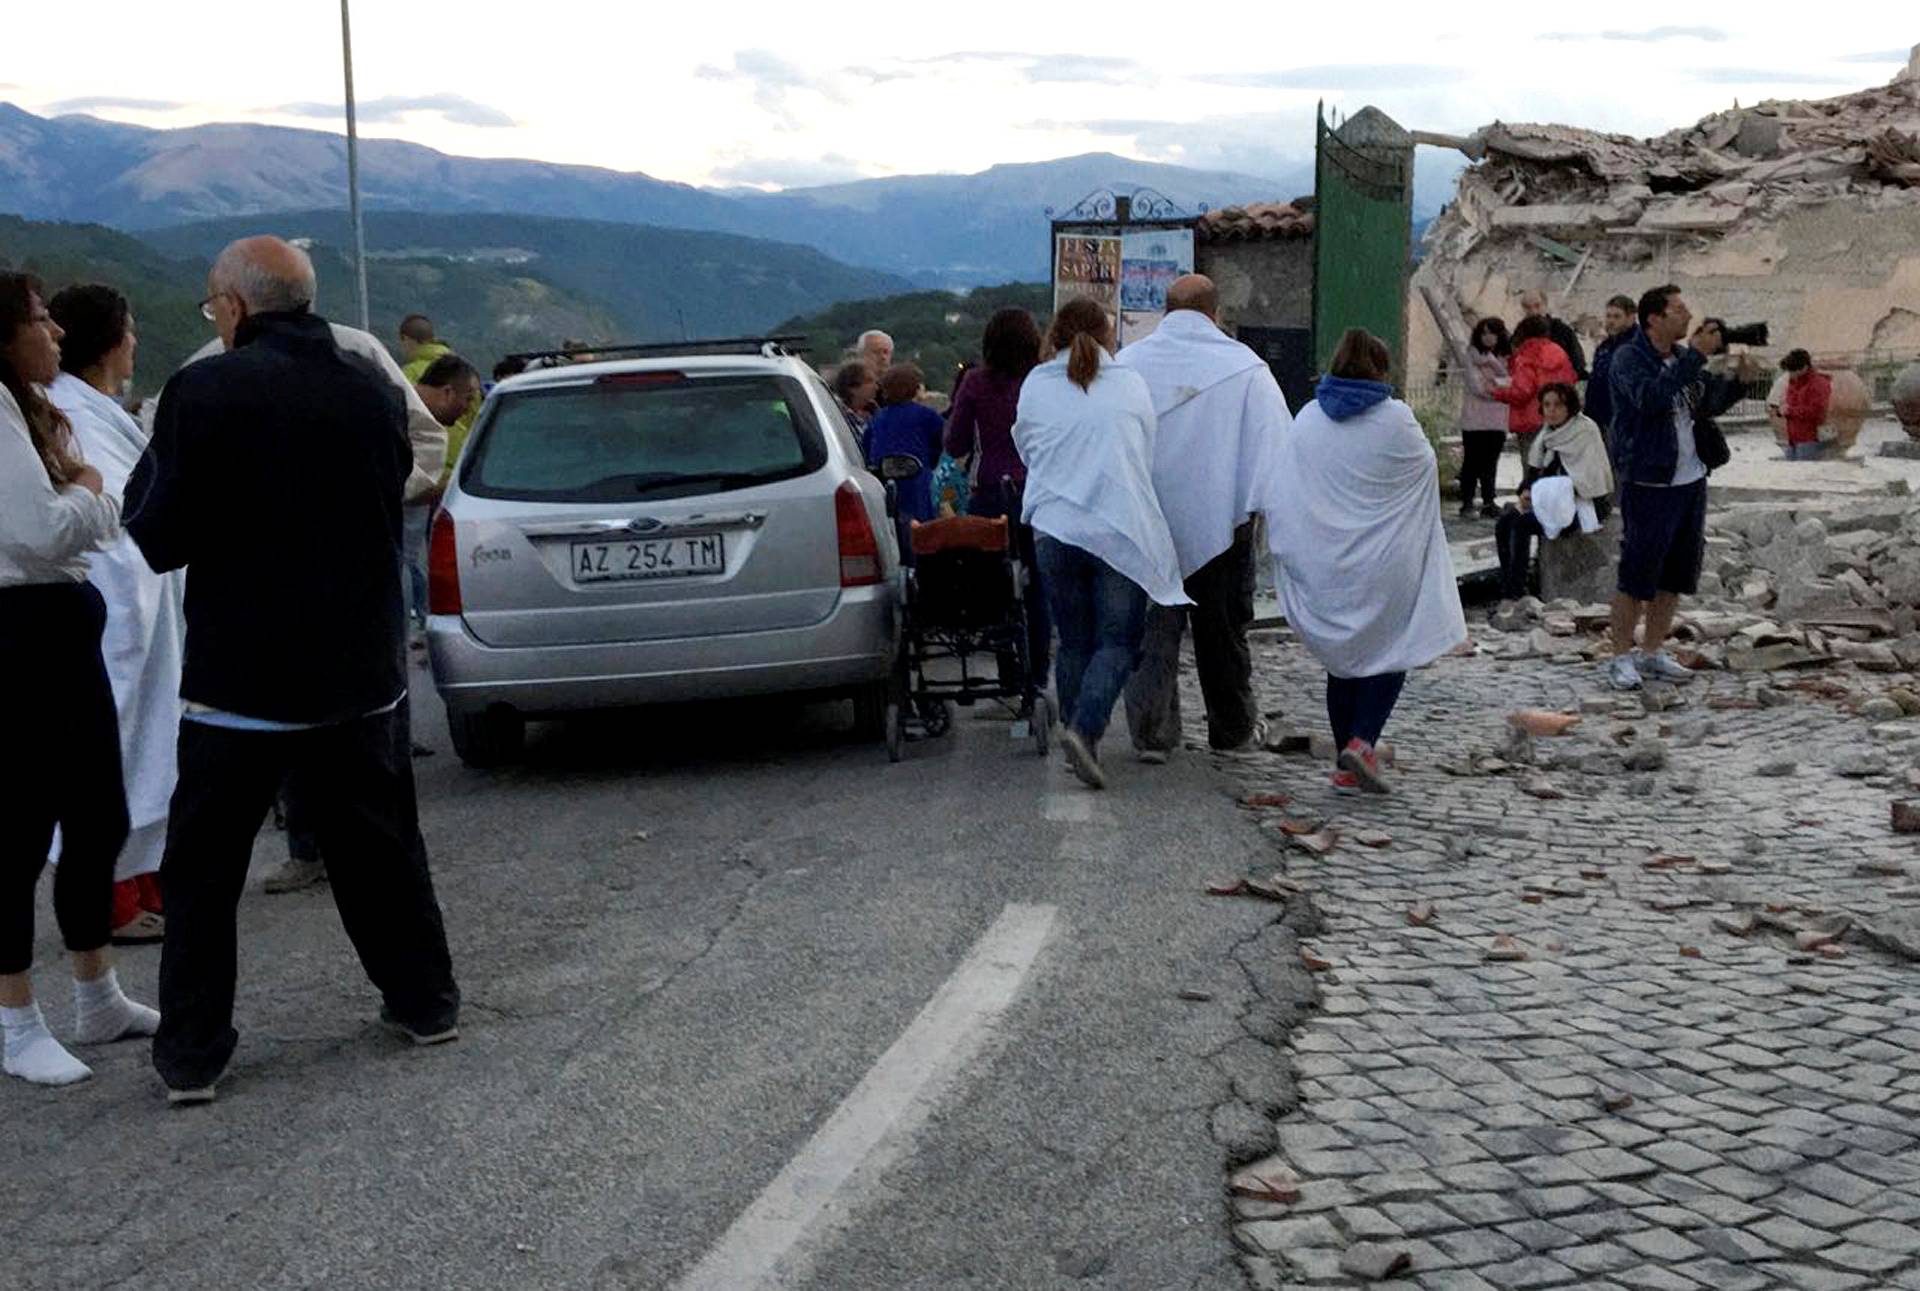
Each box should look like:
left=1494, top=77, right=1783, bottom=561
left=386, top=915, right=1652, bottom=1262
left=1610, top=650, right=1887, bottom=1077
left=0, top=384, right=119, bottom=586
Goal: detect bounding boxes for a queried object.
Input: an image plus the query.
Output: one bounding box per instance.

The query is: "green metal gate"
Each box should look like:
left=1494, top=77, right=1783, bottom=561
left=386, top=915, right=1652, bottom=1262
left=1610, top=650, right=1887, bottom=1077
left=1312, top=105, right=1414, bottom=388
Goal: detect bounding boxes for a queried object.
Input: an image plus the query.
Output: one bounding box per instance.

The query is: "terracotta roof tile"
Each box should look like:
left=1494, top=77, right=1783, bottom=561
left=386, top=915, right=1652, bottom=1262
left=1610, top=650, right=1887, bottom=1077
left=1197, top=201, right=1316, bottom=243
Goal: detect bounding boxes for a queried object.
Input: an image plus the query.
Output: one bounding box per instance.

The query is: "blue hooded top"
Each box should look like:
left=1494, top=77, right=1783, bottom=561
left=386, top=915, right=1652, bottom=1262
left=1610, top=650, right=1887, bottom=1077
left=1314, top=376, right=1393, bottom=422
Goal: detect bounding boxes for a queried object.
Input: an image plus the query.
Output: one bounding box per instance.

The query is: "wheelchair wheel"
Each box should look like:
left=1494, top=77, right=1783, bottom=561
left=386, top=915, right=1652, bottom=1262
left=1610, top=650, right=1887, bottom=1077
left=1031, top=695, right=1053, bottom=757
left=918, top=698, right=953, bottom=738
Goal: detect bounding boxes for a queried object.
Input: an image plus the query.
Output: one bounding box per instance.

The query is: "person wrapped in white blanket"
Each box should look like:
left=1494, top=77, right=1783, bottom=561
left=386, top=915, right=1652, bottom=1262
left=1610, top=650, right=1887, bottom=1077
left=47, top=284, right=185, bottom=946
left=1014, top=298, right=1188, bottom=790
left=1494, top=382, right=1615, bottom=602
left=1264, top=329, right=1466, bottom=796
left=1117, top=275, right=1290, bottom=761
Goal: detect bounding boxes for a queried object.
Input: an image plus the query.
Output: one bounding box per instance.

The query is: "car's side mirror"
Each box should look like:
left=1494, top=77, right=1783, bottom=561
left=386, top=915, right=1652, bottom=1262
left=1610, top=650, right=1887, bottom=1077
left=879, top=454, right=924, bottom=482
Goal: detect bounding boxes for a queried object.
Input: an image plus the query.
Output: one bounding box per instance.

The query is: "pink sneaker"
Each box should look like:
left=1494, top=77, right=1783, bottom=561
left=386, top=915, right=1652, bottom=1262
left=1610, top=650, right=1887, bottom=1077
left=1338, top=739, right=1390, bottom=795
left=1330, top=769, right=1360, bottom=795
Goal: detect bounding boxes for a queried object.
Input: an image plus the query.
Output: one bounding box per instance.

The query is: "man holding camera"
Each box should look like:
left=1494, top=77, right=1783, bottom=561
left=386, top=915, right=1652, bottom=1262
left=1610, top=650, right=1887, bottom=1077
left=1604, top=284, right=1723, bottom=692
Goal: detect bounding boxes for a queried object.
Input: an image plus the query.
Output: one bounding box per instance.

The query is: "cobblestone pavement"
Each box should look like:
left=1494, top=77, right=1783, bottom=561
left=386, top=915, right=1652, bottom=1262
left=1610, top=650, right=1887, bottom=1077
left=1205, top=622, right=1920, bottom=1291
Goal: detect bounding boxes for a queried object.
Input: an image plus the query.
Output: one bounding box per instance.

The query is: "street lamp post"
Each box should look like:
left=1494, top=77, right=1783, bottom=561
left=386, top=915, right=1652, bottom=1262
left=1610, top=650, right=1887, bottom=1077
left=340, top=0, right=371, bottom=331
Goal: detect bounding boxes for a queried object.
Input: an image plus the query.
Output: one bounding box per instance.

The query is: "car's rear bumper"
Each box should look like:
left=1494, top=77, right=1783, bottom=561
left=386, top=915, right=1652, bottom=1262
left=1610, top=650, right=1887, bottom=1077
left=427, top=586, right=896, bottom=718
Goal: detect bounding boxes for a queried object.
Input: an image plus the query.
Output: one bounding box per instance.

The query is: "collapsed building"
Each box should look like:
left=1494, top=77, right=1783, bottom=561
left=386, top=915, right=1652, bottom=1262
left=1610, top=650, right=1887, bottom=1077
left=1410, top=47, right=1920, bottom=383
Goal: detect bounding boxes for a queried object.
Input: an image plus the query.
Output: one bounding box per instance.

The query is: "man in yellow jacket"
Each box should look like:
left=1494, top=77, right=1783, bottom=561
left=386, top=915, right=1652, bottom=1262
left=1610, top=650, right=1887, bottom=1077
left=398, top=314, right=478, bottom=476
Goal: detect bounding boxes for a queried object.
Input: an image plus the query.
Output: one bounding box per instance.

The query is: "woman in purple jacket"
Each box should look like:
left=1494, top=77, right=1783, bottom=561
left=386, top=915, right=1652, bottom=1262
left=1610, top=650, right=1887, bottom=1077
left=945, top=308, right=1040, bottom=520
left=943, top=306, right=1050, bottom=692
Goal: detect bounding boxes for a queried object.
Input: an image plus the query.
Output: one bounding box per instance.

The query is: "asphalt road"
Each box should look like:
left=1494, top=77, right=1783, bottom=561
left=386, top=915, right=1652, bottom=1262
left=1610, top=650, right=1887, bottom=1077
left=8, top=679, right=1283, bottom=1291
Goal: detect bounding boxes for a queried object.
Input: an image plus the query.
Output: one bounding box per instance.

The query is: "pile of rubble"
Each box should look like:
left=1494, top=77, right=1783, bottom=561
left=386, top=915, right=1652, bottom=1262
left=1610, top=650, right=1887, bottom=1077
left=1482, top=489, right=1920, bottom=708
left=1410, top=47, right=1920, bottom=376
left=1429, top=71, right=1920, bottom=260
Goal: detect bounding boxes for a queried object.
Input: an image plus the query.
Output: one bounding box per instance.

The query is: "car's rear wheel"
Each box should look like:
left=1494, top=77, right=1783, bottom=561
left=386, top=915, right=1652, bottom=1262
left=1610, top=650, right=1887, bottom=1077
left=884, top=701, right=905, bottom=762
left=852, top=682, right=890, bottom=742
left=448, top=706, right=526, bottom=767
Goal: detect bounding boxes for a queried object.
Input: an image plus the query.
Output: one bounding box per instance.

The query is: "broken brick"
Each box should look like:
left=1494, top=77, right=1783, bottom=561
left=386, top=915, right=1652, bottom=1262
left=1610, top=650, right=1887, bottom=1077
left=1507, top=708, right=1583, bottom=736
left=1892, top=800, right=1920, bottom=834
left=1229, top=1160, right=1301, bottom=1205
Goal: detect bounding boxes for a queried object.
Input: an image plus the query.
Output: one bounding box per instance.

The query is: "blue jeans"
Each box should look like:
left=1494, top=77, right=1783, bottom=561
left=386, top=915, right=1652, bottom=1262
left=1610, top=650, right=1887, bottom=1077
left=1326, top=672, right=1406, bottom=760
left=1034, top=536, right=1149, bottom=745
left=1786, top=441, right=1823, bottom=461
left=402, top=503, right=431, bottom=626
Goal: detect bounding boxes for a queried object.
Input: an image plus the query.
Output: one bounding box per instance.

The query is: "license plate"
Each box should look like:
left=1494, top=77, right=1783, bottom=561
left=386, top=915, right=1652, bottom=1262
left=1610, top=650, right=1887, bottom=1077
left=570, top=534, right=725, bottom=583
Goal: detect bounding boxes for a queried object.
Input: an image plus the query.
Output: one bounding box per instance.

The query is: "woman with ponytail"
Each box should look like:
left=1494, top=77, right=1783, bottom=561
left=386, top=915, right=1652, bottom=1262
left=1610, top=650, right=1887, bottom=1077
left=0, top=271, right=158, bottom=1086
left=1012, top=298, right=1187, bottom=790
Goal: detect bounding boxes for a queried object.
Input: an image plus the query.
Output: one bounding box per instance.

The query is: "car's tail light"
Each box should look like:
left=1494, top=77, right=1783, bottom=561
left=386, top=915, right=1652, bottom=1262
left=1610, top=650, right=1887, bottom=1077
left=835, top=480, right=881, bottom=587
left=428, top=509, right=462, bottom=615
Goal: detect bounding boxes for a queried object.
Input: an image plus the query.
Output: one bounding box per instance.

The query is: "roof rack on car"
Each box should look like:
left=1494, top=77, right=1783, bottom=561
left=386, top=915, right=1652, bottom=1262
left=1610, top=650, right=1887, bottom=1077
left=505, top=335, right=810, bottom=363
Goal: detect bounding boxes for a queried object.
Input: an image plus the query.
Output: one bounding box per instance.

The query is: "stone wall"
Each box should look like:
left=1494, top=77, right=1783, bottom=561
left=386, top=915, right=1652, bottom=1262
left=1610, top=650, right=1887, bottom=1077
left=1198, top=239, right=1312, bottom=333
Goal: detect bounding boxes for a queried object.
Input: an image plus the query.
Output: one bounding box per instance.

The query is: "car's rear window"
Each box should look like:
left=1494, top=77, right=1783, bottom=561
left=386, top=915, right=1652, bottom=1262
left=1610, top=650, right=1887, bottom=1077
left=463, top=373, right=829, bottom=502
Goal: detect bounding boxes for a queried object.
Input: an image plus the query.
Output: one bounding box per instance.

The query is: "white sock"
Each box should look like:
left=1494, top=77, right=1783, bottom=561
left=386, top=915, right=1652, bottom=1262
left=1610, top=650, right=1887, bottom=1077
left=2, top=1003, right=93, bottom=1086
left=72, top=968, right=161, bottom=1045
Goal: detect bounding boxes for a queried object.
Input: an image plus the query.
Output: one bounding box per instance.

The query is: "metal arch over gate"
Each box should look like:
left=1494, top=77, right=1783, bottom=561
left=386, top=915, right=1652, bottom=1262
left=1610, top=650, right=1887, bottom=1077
left=1312, top=104, right=1415, bottom=387
left=1047, top=187, right=1204, bottom=345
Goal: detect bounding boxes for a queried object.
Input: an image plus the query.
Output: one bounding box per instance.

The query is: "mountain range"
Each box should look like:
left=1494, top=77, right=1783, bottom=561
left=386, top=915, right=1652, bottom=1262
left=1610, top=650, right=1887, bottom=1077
left=0, top=103, right=1308, bottom=284
left=0, top=213, right=622, bottom=391
left=140, top=210, right=915, bottom=343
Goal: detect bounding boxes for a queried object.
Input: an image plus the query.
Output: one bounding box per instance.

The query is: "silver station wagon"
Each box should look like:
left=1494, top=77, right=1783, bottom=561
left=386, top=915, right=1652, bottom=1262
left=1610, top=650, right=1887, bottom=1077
left=425, top=339, right=900, bottom=765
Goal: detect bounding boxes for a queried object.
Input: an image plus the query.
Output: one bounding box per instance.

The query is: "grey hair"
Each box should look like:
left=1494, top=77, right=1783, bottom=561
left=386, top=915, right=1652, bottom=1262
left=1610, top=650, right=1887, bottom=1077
left=210, top=239, right=317, bottom=314
left=858, top=329, right=892, bottom=348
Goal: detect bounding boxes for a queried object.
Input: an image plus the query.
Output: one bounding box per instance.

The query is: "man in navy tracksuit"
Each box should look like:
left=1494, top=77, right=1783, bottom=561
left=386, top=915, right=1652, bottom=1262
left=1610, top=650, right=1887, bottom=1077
left=1605, top=284, right=1724, bottom=692
left=1583, top=294, right=1637, bottom=443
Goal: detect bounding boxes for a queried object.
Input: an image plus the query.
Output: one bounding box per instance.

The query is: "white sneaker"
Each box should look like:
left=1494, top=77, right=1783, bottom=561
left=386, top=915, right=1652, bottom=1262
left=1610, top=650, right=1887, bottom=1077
left=1060, top=730, right=1107, bottom=790
left=1637, top=650, right=1696, bottom=684
left=1135, top=748, right=1170, bottom=765
left=1608, top=654, right=1643, bottom=691
left=1217, top=718, right=1271, bottom=755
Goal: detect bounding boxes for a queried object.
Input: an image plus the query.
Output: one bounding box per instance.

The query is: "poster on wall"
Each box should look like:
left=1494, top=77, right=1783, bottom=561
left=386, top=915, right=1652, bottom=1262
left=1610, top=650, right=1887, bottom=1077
left=1118, top=228, right=1195, bottom=345
left=1053, top=234, right=1122, bottom=317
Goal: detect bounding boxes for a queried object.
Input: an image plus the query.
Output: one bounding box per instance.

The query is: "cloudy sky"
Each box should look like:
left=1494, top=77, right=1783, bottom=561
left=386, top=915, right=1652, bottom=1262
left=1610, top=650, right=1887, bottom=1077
left=6, top=4, right=1913, bottom=187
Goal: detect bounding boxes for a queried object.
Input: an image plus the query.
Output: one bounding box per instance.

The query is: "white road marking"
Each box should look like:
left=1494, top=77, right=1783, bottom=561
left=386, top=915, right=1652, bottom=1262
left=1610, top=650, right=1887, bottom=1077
left=670, top=902, right=1059, bottom=1291
left=1042, top=791, right=1093, bottom=823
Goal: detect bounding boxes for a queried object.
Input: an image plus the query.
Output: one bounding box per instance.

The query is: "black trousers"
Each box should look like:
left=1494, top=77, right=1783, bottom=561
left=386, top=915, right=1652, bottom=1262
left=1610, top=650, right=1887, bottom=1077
left=1458, top=430, right=1504, bottom=509
left=1124, top=521, right=1259, bottom=751
left=0, top=583, right=129, bottom=975
left=153, top=700, right=459, bottom=1089
left=280, top=777, right=323, bottom=864
left=1496, top=507, right=1544, bottom=600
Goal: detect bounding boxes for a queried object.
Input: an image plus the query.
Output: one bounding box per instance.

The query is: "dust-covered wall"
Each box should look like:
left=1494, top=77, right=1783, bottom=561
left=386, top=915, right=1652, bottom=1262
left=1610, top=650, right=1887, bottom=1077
left=1411, top=201, right=1920, bottom=381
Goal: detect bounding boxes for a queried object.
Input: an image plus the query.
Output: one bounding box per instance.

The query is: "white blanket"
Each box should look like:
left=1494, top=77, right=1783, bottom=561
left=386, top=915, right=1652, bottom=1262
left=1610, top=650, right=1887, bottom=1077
left=1264, top=389, right=1466, bottom=677
left=1014, top=353, right=1189, bottom=606
left=50, top=373, right=185, bottom=880
left=1528, top=475, right=1601, bottom=540
left=1119, top=311, right=1290, bottom=577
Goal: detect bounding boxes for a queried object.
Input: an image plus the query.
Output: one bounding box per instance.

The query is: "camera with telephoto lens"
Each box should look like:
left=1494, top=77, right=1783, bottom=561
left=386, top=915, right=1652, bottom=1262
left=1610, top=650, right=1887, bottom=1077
left=1717, top=321, right=1770, bottom=348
